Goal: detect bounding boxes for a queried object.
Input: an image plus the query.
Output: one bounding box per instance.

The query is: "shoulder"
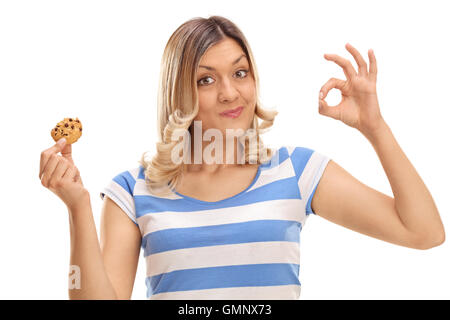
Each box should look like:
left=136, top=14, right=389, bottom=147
left=111, top=165, right=143, bottom=191
left=284, top=145, right=315, bottom=159
left=260, top=145, right=295, bottom=167
left=100, top=165, right=144, bottom=201
left=260, top=144, right=326, bottom=167
left=280, top=145, right=330, bottom=177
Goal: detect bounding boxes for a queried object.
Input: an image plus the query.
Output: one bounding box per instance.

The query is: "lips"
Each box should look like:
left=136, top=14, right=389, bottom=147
left=220, top=106, right=244, bottom=118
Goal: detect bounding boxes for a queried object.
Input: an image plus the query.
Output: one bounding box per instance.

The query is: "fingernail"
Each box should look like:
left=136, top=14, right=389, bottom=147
left=57, top=138, right=66, bottom=145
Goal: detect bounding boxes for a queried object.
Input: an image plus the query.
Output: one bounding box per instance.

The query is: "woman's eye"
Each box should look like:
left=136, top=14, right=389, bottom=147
left=235, top=69, right=249, bottom=78
left=197, top=69, right=249, bottom=86
left=198, top=77, right=213, bottom=86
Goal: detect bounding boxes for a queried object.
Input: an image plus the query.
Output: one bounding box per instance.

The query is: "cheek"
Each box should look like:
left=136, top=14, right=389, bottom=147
left=194, top=94, right=219, bottom=128
left=242, top=82, right=256, bottom=103
left=196, top=92, right=213, bottom=114
left=243, top=86, right=257, bottom=112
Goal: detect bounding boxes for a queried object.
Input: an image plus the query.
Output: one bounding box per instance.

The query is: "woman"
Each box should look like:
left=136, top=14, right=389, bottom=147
left=38, top=16, right=445, bottom=300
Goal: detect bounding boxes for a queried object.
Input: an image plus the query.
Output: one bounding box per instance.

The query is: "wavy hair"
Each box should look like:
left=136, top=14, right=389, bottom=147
left=139, top=15, right=279, bottom=196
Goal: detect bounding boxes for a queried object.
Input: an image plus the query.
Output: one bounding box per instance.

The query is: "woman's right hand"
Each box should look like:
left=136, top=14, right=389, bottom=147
left=39, top=138, right=89, bottom=211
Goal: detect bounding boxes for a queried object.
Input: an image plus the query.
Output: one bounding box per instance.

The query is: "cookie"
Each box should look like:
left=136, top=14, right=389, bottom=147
left=51, top=117, right=82, bottom=144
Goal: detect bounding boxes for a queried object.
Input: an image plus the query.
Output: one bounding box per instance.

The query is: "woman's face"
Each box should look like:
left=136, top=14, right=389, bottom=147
left=193, top=37, right=256, bottom=138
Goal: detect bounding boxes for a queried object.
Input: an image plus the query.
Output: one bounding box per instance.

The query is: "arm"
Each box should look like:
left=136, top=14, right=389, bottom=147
left=312, top=134, right=444, bottom=250
left=99, top=195, right=141, bottom=299
left=366, top=121, right=444, bottom=246
left=38, top=135, right=141, bottom=299
left=68, top=193, right=141, bottom=299
left=315, top=43, right=445, bottom=250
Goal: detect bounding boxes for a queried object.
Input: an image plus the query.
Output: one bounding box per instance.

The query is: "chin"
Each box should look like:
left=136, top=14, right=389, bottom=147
left=222, top=117, right=250, bottom=128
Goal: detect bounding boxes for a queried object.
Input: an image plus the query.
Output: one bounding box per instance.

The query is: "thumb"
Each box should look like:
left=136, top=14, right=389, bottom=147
left=319, top=99, right=340, bottom=120
left=57, top=138, right=74, bottom=165
left=55, top=137, right=66, bottom=150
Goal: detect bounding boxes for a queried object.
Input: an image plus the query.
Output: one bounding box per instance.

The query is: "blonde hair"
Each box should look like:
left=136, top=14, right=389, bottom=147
left=139, top=15, right=279, bottom=196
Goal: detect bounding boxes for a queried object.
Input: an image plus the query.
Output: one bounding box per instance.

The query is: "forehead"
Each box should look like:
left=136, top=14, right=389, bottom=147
left=199, top=38, right=247, bottom=65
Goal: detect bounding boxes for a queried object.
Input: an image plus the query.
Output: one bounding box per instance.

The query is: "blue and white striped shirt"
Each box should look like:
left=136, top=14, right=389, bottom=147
left=100, top=145, right=331, bottom=299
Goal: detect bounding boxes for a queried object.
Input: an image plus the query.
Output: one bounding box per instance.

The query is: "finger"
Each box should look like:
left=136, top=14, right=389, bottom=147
left=319, top=77, right=346, bottom=100
left=368, top=48, right=377, bottom=82
left=40, top=154, right=60, bottom=187
left=61, top=143, right=74, bottom=165
left=345, top=43, right=368, bottom=76
left=39, top=138, right=67, bottom=179
left=319, top=97, right=340, bottom=120
left=324, top=53, right=357, bottom=80
left=62, top=165, right=76, bottom=182
left=75, top=174, right=83, bottom=185
left=74, top=167, right=84, bottom=185
left=48, top=159, right=69, bottom=188
left=74, top=166, right=80, bottom=181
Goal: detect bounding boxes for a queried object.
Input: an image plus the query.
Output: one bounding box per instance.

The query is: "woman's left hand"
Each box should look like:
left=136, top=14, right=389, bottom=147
left=319, top=43, right=385, bottom=138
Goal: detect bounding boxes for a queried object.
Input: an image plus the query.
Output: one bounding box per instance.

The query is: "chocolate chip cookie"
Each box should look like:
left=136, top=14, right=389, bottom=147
left=51, top=117, right=82, bottom=144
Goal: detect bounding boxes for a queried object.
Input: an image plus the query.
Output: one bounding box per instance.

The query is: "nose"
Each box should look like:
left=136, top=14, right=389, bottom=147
left=218, top=77, right=239, bottom=103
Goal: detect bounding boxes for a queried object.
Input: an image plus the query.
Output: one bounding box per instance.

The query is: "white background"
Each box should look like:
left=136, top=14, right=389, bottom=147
left=0, top=0, right=449, bottom=299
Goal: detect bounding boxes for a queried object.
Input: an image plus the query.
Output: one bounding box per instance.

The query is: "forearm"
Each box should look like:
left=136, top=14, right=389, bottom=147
left=364, top=121, right=445, bottom=244
left=67, top=194, right=118, bottom=300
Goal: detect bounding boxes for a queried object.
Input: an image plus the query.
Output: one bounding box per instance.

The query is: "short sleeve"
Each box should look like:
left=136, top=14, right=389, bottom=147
left=289, top=146, right=331, bottom=215
left=100, top=170, right=138, bottom=226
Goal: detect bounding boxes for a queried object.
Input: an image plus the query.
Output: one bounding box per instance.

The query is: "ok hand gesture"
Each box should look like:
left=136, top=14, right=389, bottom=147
left=319, top=43, right=386, bottom=138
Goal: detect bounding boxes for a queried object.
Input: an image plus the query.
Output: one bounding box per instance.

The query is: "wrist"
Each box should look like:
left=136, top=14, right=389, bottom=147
left=361, top=118, right=391, bottom=144
left=67, top=190, right=91, bottom=216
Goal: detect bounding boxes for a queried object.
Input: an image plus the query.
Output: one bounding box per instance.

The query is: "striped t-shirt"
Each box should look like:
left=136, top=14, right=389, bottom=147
left=100, top=145, right=331, bottom=300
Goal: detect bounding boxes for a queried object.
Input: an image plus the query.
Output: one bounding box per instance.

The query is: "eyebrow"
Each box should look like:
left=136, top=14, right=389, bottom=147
left=198, top=54, right=247, bottom=71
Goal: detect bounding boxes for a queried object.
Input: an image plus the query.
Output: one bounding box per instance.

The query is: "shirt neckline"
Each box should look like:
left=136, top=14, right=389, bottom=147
left=173, top=164, right=262, bottom=205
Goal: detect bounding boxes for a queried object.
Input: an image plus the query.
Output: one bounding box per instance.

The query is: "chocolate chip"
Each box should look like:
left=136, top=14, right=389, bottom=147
left=64, top=123, right=68, bottom=128
left=71, top=125, right=74, bottom=129
left=75, top=120, right=80, bottom=123
left=54, top=128, right=57, bottom=131
left=69, top=118, right=73, bottom=121
left=64, top=133, right=68, bottom=136
left=79, top=128, right=82, bottom=131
